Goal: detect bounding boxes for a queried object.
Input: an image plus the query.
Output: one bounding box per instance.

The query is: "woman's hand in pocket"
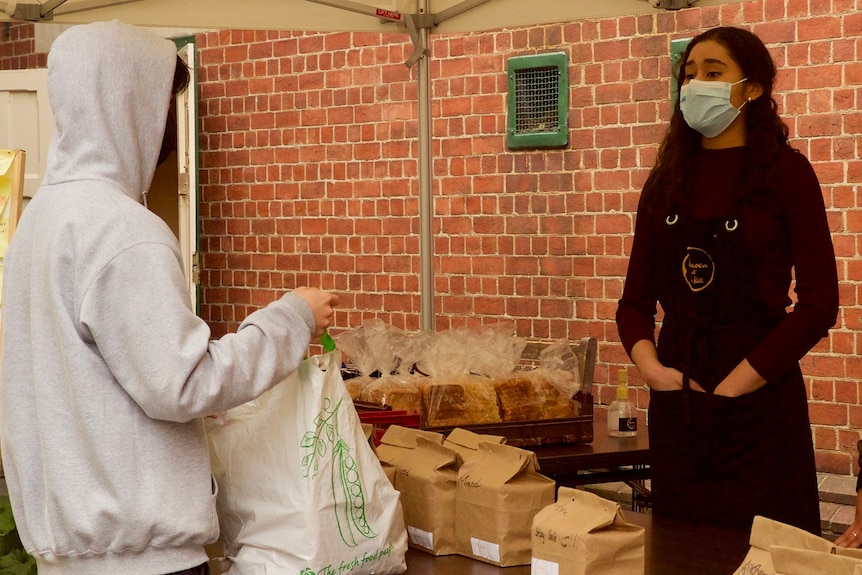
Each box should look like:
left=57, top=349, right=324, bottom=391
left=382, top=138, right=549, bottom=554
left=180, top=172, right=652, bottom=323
left=631, top=340, right=705, bottom=392
left=645, top=364, right=705, bottom=392
left=713, top=359, right=767, bottom=398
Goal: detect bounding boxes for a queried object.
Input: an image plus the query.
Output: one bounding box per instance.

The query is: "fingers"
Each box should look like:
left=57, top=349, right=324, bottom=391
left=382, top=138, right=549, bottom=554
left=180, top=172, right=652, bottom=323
left=319, top=292, right=337, bottom=334
left=836, top=525, right=862, bottom=548
left=689, top=379, right=708, bottom=393
left=292, top=287, right=339, bottom=338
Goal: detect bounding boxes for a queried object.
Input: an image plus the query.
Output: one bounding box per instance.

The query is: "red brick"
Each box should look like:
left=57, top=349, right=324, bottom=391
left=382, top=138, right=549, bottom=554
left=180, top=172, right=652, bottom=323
left=809, top=402, right=848, bottom=426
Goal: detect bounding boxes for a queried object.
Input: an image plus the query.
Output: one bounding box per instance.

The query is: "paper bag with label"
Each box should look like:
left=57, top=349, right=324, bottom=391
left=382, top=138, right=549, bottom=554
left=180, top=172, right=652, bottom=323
left=531, top=487, right=644, bottom=575
left=381, top=431, right=461, bottom=556
left=443, top=427, right=506, bottom=464
left=455, top=441, right=555, bottom=566
left=207, top=351, right=408, bottom=575
left=733, top=516, right=862, bottom=575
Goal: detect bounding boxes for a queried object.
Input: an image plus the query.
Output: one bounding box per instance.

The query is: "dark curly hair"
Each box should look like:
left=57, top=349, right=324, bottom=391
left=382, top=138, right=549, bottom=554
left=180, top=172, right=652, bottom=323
left=640, top=26, right=790, bottom=215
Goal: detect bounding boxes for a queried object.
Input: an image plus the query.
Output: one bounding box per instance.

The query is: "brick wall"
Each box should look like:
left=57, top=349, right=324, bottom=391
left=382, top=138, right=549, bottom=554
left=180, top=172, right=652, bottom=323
left=2, top=0, right=861, bottom=477
left=0, top=23, right=45, bottom=68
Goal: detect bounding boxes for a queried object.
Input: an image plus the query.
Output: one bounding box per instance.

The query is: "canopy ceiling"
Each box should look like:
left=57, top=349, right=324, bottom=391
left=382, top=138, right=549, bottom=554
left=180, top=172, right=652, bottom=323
left=1, top=0, right=749, bottom=32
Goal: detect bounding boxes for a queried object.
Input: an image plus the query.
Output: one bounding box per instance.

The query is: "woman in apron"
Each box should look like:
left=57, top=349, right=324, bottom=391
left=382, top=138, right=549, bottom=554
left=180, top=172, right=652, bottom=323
left=616, top=26, right=838, bottom=535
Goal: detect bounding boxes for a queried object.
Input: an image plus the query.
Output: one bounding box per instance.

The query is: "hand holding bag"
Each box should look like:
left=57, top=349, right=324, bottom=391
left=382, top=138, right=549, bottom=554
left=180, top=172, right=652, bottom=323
left=207, top=350, right=408, bottom=575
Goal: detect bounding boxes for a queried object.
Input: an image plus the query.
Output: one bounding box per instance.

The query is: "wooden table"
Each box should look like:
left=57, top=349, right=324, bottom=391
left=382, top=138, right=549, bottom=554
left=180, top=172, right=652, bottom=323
left=403, top=510, right=751, bottom=575
left=526, top=431, right=651, bottom=510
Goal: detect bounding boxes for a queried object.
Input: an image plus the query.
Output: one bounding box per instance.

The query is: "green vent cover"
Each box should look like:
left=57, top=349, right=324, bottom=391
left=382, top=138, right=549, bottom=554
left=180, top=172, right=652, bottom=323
left=507, top=52, right=568, bottom=149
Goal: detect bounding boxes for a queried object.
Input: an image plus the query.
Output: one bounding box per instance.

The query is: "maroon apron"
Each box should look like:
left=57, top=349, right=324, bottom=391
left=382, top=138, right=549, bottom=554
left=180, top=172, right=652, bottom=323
left=647, top=203, right=821, bottom=535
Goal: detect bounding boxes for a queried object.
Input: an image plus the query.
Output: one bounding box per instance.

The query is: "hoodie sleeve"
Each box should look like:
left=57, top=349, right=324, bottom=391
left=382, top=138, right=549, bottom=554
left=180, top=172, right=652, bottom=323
left=79, top=239, right=314, bottom=422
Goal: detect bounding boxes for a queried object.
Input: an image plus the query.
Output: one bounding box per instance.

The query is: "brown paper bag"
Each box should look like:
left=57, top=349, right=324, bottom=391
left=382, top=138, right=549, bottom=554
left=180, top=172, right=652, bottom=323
left=733, top=516, right=862, bottom=575
left=770, top=545, right=862, bottom=575
left=376, top=424, right=445, bottom=485
left=531, top=487, right=644, bottom=575
left=443, top=427, right=506, bottom=464
left=455, top=441, right=555, bottom=566
left=391, top=436, right=461, bottom=556
left=376, top=425, right=459, bottom=555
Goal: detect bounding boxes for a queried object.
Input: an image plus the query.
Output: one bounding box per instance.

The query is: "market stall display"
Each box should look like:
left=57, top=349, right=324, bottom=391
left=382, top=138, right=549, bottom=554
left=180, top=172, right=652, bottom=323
left=336, top=321, right=596, bottom=445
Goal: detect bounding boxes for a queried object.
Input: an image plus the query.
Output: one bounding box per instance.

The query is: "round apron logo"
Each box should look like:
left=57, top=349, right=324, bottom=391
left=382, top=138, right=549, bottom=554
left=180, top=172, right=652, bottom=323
left=682, top=247, right=714, bottom=292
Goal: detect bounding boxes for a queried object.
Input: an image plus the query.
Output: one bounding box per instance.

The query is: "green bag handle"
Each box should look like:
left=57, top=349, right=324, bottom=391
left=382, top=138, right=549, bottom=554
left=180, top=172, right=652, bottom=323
left=321, top=330, right=336, bottom=353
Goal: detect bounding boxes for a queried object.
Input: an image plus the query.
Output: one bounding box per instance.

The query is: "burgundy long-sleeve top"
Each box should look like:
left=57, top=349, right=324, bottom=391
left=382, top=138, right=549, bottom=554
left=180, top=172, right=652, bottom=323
left=616, top=146, right=839, bottom=384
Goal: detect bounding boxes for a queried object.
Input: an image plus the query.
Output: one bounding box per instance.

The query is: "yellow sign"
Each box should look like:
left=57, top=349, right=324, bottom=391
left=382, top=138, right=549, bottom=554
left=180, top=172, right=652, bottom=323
left=0, top=149, right=16, bottom=255
left=0, top=149, right=25, bottom=308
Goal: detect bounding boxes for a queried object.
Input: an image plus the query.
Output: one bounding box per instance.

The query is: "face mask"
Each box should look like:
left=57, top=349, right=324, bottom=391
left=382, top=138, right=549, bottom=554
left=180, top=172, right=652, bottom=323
left=679, top=78, right=748, bottom=138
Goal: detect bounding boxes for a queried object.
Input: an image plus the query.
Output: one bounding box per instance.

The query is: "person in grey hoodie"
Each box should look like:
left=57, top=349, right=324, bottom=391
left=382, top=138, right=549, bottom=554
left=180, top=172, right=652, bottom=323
left=0, top=21, right=338, bottom=575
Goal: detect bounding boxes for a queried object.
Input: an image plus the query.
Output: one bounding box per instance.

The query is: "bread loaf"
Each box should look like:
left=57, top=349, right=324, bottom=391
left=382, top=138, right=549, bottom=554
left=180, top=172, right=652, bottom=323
left=359, top=374, right=423, bottom=415
left=421, top=375, right=501, bottom=428
left=493, top=373, right=575, bottom=422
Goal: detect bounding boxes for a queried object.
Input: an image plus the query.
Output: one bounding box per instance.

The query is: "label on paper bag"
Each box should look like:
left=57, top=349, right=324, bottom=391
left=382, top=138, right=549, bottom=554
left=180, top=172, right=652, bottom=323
left=531, top=557, right=560, bottom=575
left=407, top=526, right=434, bottom=551
left=471, top=537, right=501, bottom=563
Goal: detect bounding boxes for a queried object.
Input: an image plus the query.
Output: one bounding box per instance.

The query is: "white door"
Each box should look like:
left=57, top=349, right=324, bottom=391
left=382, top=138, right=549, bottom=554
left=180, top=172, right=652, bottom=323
left=176, top=40, right=200, bottom=313
left=0, top=68, right=53, bottom=206
left=128, top=39, right=200, bottom=312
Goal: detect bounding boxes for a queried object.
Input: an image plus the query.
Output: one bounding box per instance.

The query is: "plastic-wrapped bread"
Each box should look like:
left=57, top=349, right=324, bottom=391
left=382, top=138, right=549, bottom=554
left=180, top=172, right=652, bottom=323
left=359, top=373, right=423, bottom=415
left=493, top=372, right=576, bottom=422
left=344, top=374, right=373, bottom=402
left=421, top=374, right=502, bottom=428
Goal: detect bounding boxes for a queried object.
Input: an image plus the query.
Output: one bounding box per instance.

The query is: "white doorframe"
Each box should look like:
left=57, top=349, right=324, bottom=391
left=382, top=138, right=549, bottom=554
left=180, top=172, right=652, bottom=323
left=175, top=39, right=200, bottom=313
left=0, top=68, right=53, bottom=205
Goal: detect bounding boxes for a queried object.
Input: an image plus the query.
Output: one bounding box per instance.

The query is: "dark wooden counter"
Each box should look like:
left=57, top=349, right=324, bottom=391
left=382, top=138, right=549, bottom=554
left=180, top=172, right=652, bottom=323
left=526, top=431, right=651, bottom=510
left=403, top=510, right=751, bottom=575
left=527, top=430, right=650, bottom=484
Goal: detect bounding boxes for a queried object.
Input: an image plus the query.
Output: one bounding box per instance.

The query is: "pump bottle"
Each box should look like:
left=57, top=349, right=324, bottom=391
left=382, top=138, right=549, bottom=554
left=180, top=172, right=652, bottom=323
left=608, top=370, right=637, bottom=437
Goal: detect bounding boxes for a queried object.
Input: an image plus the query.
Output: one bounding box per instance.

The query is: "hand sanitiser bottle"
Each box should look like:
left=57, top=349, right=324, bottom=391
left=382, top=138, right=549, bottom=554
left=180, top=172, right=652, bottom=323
left=608, top=370, right=637, bottom=437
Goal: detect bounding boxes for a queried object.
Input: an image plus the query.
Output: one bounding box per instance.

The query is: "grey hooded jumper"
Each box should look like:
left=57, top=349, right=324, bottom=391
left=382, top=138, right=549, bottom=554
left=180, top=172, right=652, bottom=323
left=0, top=21, right=315, bottom=575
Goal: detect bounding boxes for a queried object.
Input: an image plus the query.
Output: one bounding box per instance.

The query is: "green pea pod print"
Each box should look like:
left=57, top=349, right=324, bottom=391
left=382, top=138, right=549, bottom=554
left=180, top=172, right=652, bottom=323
left=332, top=438, right=376, bottom=547
left=301, top=395, right=377, bottom=547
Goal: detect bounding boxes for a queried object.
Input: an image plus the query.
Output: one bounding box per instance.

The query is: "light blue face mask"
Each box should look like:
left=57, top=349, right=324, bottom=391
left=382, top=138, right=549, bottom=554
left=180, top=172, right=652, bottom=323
left=679, top=78, right=748, bottom=138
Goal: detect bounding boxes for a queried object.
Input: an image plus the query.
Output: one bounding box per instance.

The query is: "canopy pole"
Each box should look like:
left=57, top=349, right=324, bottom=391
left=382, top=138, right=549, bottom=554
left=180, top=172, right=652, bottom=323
left=417, top=0, right=434, bottom=331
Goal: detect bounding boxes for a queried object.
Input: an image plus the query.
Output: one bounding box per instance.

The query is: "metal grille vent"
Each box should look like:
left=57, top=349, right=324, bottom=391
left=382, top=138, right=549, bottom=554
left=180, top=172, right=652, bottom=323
left=507, top=52, right=568, bottom=149
left=514, top=66, right=560, bottom=134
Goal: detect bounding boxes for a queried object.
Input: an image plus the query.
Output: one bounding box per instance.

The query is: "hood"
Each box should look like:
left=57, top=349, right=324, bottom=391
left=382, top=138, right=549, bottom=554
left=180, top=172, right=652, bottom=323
left=43, top=20, right=177, bottom=202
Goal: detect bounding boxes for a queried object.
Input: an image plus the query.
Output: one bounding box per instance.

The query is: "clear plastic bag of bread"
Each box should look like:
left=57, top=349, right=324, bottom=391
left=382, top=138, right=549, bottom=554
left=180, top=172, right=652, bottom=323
left=333, top=318, right=396, bottom=401
left=470, top=323, right=528, bottom=380
left=419, top=324, right=525, bottom=428
left=536, top=339, right=581, bottom=394
left=494, top=339, right=582, bottom=422
left=358, top=327, right=425, bottom=416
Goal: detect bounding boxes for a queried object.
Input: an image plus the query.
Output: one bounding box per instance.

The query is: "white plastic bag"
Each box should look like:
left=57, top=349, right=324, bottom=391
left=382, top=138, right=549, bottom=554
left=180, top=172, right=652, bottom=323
left=207, top=350, right=408, bottom=575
